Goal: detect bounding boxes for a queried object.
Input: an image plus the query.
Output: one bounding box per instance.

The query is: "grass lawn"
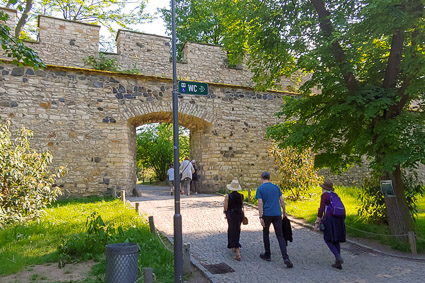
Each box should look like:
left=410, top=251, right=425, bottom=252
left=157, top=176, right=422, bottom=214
left=238, top=187, right=425, bottom=253
left=0, top=196, right=174, bottom=282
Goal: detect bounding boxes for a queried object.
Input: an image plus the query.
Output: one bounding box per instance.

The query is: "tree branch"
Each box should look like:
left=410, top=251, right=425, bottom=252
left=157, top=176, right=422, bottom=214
left=382, top=28, right=405, bottom=89
left=310, top=0, right=358, bottom=94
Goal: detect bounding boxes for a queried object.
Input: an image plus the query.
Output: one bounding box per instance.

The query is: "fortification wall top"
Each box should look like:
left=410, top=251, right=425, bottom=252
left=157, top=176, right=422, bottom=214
left=0, top=7, right=299, bottom=90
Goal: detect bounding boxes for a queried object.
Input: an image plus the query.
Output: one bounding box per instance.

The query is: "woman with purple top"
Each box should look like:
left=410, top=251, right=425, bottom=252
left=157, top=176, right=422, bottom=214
left=314, top=180, right=346, bottom=269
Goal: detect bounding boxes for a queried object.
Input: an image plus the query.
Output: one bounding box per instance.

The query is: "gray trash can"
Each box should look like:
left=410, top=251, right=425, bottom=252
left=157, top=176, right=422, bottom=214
left=105, top=243, right=139, bottom=283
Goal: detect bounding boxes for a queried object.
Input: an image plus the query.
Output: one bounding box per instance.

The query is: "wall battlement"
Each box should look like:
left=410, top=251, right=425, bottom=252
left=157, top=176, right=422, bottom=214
left=0, top=7, right=298, bottom=90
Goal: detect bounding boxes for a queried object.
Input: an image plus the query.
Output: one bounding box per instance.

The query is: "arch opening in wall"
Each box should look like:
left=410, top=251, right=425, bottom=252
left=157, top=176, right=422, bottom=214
left=127, top=111, right=212, bottom=192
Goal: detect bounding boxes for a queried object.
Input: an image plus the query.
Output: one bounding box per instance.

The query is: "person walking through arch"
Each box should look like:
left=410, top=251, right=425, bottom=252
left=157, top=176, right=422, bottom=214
left=314, top=180, right=346, bottom=269
left=256, top=171, right=293, bottom=268
left=224, top=179, right=244, bottom=261
left=179, top=157, right=194, bottom=196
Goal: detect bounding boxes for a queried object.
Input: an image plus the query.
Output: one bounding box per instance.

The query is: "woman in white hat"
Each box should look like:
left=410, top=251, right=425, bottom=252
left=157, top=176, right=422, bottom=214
left=223, top=179, right=244, bottom=261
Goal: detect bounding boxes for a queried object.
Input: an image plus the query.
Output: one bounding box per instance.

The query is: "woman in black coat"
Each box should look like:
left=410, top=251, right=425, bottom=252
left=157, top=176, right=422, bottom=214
left=224, top=179, right=244, bottom=261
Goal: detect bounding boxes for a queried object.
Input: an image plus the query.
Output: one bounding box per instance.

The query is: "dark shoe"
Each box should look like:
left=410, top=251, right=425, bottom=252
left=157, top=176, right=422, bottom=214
left=284, top=259, right=293, bottom=268
left=260, top=253, right=271, bottom=262
left=332, top=259, right=343, bottom=270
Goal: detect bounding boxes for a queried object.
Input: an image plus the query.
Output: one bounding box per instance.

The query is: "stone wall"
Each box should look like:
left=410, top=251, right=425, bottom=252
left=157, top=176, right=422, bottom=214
left=0, top=62, right=290, bottom=195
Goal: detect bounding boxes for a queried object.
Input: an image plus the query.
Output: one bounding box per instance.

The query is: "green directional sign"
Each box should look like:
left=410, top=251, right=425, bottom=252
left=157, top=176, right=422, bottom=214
left=178, top=80, right=208, bottom=95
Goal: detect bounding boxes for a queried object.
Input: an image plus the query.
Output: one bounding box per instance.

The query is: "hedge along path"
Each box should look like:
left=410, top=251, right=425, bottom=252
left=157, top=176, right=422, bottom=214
left=128, top=185, right=425, bottom=283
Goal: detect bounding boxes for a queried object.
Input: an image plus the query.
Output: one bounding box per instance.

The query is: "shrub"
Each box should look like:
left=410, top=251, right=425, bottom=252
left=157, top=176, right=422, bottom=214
left=269, top=143, right=323, bottom=200
left=0, top=120, right=66, bottom=227
left=59, top=212, right=119, bottom=266
left=83, top=53, right=120, bottom=71
left=358, top=172, right=424, bottom=223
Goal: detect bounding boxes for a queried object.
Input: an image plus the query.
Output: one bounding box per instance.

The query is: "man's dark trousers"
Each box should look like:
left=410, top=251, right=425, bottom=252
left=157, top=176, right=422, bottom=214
left=263, top=215, right=288, bottom=260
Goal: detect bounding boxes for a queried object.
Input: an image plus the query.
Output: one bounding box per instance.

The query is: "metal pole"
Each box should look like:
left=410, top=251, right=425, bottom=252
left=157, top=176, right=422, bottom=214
left=171, top=0, right=183, bottom=282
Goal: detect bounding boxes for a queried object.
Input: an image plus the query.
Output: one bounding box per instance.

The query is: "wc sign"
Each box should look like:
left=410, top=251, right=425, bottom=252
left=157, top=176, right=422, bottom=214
left=178, top=80, right=208, bottom=95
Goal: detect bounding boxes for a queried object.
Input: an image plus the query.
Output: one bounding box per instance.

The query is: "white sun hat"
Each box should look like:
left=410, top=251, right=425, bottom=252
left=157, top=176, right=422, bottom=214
left=226, top=179, right=242, bottom=191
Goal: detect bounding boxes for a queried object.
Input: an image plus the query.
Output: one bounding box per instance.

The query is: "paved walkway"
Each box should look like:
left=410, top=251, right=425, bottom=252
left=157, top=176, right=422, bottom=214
left=129, top=185, right=424, bottom=283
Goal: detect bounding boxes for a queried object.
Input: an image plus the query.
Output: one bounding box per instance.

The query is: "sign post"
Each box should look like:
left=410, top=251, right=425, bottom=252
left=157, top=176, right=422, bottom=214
left=171, top=0, right=183, bottom=282
left=178, top=81, right=208, bottom=95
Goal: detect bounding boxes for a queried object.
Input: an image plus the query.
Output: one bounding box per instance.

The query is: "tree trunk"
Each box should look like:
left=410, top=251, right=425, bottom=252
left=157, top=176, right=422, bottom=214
left=382, top=166, right=414, bottom=239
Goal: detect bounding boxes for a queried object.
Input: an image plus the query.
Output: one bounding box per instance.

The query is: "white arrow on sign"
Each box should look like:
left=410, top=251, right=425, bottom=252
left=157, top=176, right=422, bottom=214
left=199, top=86, right=205, bottom=92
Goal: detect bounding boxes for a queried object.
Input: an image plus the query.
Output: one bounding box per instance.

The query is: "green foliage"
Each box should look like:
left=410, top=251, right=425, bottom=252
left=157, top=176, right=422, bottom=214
left=0, top=197, right=174, bottom=281
left=268, top=143, right=323, bottom=200
left=0, top=120, right=66, bottom=227
left=83, top=53, right=120, bottom=71
left=358, top=173, right=425, bottom=223
left=58, top=212, right=121, bottom=266
left=0, top=11, right=45, bottom=68
left=357, top=177, right=388, bottom=224
left=137, top=123, right=189, bottom=181
left=169, top=1, right=425, bottom=197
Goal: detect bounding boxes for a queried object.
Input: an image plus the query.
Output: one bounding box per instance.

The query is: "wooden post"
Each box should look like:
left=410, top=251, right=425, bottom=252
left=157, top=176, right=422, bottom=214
left=183, top=243, right=192, bottom=273
left=135, top=202, right=141, bottom=214
left=247, top=188, right=251, bottom=202
left=408, top=231, right=417, bottom=254
left=143, top=267, right=153, bottom=283
left=121, top=190, right=126, bottom=203
left=149, top=216, right=156, bottom=234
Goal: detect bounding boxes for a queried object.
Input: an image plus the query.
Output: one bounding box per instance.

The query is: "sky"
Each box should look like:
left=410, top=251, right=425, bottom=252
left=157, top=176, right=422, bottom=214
left=138, top=0, right=170, bottom=36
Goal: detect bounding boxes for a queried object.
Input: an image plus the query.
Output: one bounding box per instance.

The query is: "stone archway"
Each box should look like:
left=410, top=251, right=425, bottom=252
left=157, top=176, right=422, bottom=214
left=125, top=109, right=213, bottom=192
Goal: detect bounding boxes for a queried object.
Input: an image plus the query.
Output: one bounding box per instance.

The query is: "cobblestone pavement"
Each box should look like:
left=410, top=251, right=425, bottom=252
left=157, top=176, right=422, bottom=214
left=129, top=186, right=424, bottom=283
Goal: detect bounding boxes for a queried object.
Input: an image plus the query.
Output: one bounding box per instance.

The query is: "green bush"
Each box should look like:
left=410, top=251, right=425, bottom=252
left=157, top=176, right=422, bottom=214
left=0, top=120, right=66, bottom=227
left=358, top=172, right=424, bottom=223
left=268, top=144, right=323, bottom=200
left=59, top=212, right=118, bottom=265
left=83, top=53, right=120, bottom=71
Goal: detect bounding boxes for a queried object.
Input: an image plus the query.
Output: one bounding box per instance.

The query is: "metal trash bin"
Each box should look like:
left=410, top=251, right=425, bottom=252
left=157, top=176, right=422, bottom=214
left=105, top=243, right=139, bottom=283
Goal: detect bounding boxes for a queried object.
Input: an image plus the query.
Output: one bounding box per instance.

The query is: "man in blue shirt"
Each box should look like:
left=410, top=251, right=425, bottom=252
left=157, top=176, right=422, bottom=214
left=255, top=171, right=293, bottom=268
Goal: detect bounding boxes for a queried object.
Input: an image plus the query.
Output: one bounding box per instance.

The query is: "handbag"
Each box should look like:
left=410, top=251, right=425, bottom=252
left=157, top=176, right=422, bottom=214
left=319, top=219, right=326, bottom=231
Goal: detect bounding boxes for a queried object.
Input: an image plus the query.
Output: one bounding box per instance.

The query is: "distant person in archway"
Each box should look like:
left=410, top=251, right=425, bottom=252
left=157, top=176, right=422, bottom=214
left=314, top=180, right=346, bottom=270
left=191, top=160, right=198, bottom=194
left=167, top=164, right=175, bottom=195
left=179, top=157, right=194, bottom=196
left=224, top=179, right=244, bottom=261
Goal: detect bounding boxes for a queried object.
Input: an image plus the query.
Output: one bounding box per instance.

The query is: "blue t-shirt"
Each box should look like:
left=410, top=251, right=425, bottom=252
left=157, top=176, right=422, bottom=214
left=255, top=182, right=282, bottom=216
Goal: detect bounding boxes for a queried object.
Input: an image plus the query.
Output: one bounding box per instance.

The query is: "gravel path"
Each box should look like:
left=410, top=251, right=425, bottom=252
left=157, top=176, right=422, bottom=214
left=129, top=185, right=424, bottom=283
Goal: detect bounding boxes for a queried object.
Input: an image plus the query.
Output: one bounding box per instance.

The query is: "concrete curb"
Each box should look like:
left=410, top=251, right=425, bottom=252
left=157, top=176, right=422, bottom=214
left=217, top=192, right=425, bottom=263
